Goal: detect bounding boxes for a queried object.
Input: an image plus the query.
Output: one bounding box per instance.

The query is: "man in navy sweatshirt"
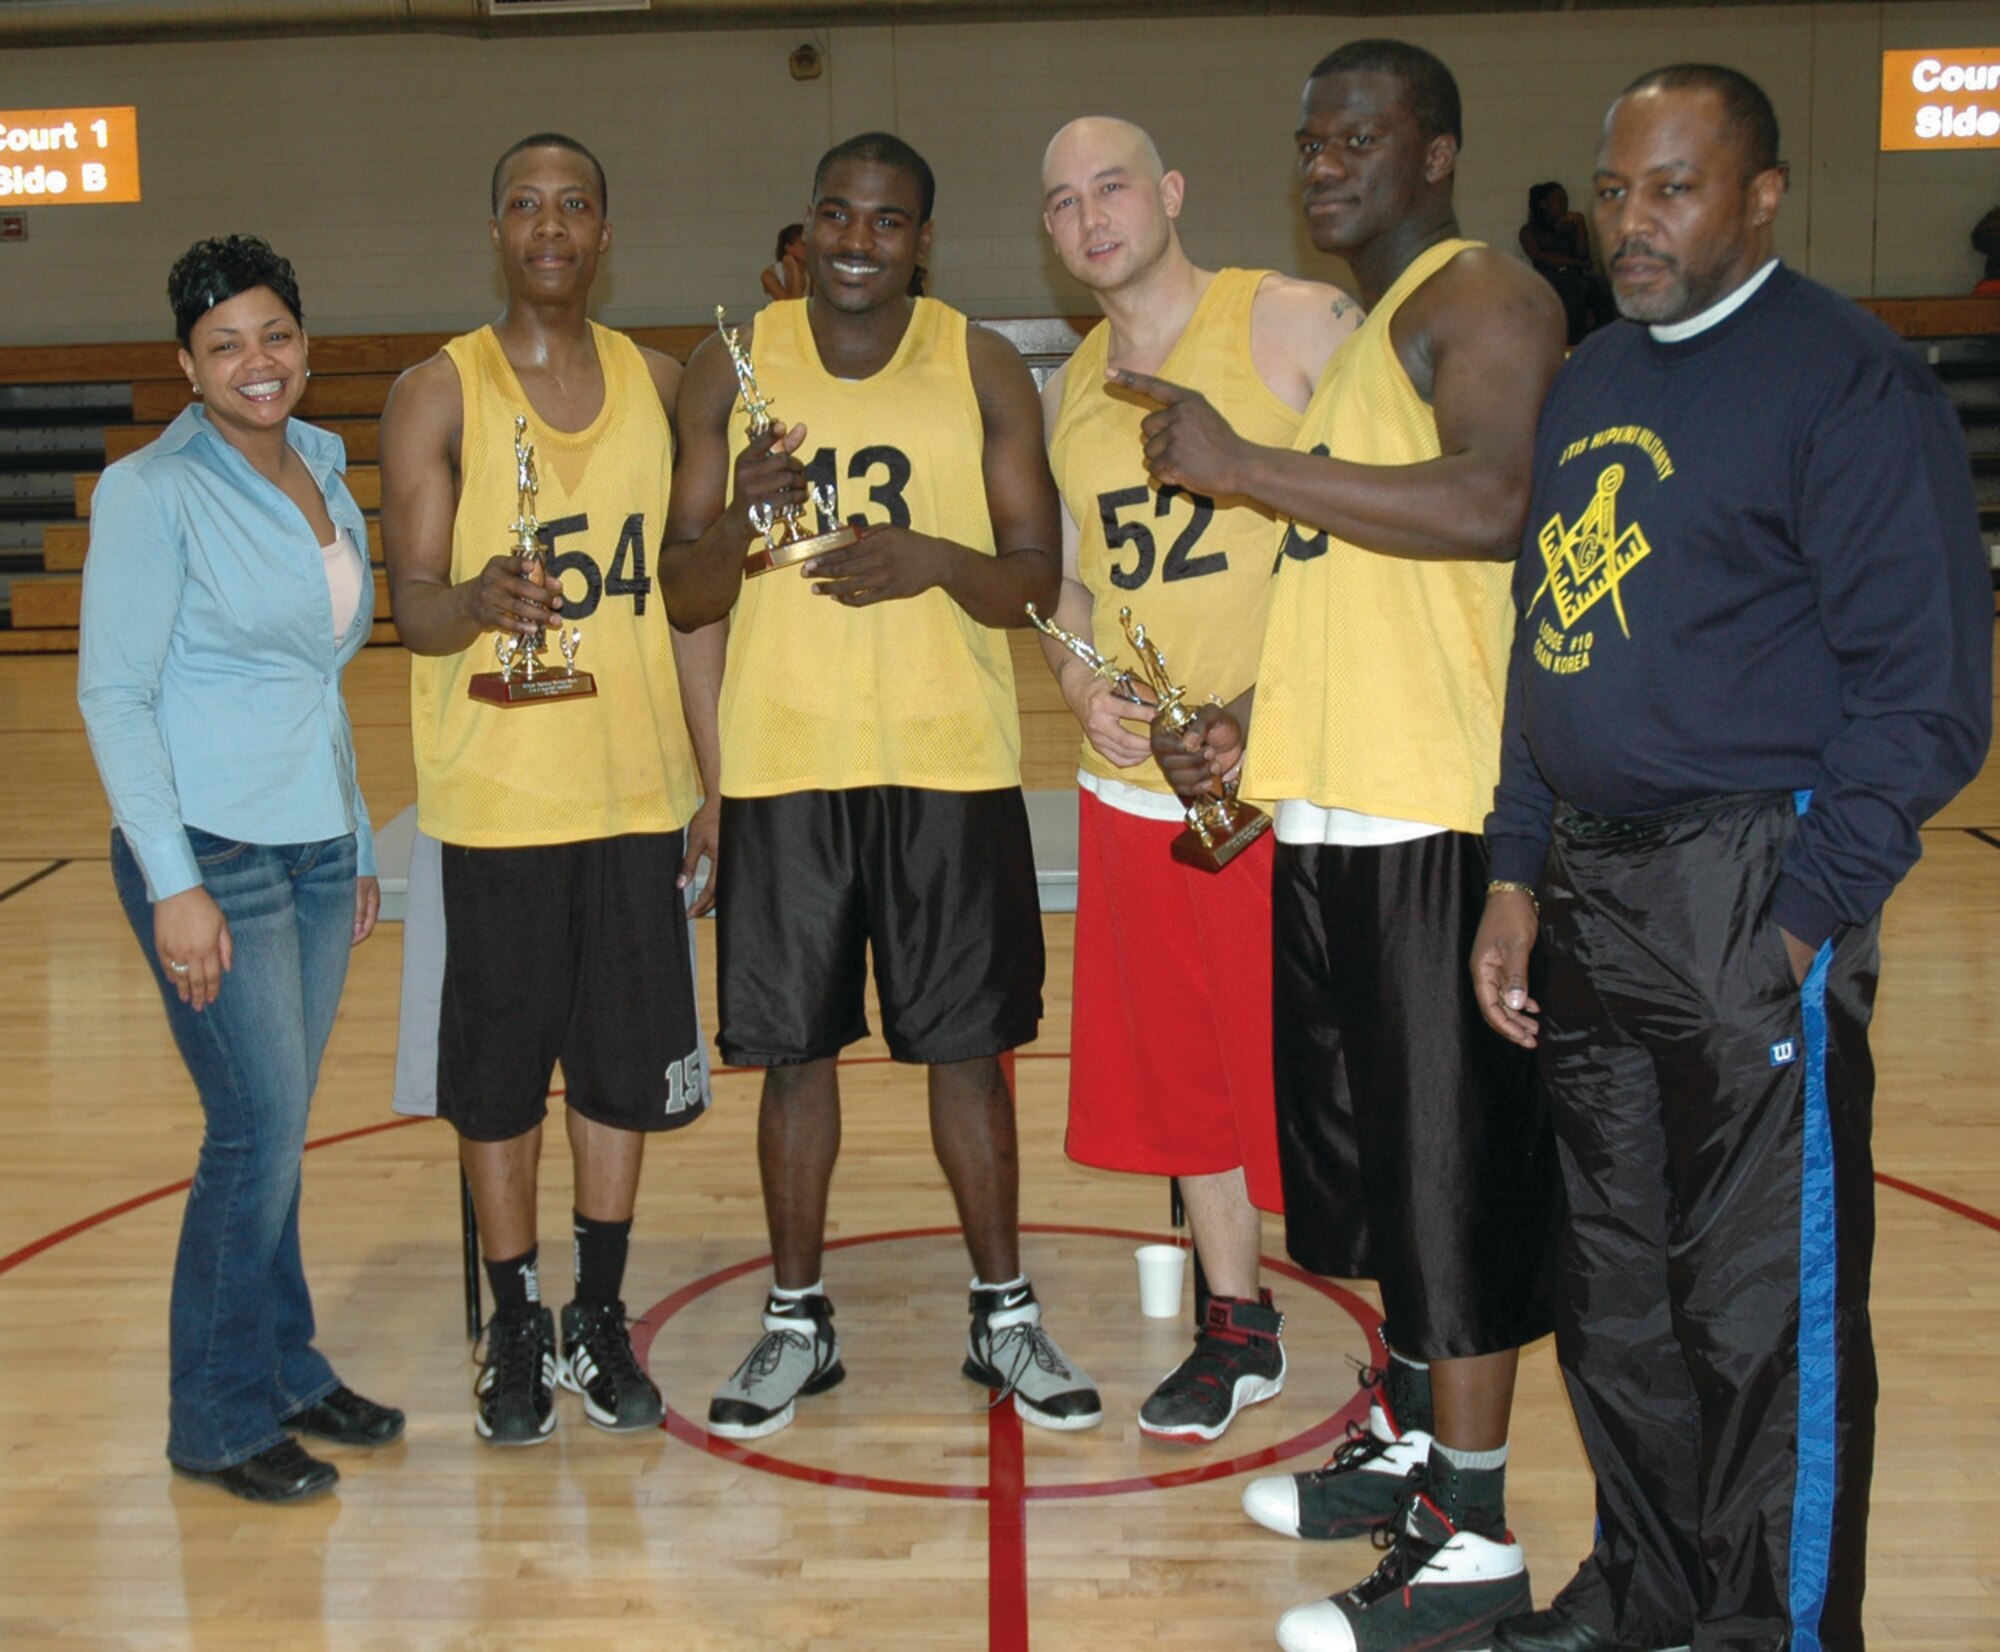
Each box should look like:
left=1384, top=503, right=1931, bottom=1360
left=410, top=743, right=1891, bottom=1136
left=1472, top=65, right=1991, bottom=1652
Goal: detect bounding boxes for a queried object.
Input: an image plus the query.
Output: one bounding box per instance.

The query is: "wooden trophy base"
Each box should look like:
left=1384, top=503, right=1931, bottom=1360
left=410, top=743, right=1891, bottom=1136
left=744, top=522, right=860, bottom=578
left=467, top=668, right=598, bottom=706
left=1171, top=800, right=1272, bottom=873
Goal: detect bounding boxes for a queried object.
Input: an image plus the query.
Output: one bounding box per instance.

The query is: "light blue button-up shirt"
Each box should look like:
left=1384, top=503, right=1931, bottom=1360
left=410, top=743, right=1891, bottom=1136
left=78, top=403, right=377, bottom=902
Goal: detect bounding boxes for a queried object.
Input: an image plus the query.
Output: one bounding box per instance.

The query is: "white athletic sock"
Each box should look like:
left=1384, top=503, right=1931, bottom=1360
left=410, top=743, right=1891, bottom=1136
left=771, top=1279, right=824, bottom=1303
left=1432, top=1439, right=1509, bottom=1472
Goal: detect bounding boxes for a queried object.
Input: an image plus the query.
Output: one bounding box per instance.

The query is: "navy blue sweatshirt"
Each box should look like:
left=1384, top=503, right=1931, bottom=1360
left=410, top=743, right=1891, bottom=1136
left=1486, top=264, right=1991, bottom=945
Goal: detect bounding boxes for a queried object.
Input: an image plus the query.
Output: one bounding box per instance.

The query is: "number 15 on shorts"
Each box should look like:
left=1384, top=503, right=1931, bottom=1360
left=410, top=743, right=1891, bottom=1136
left=664, top=1049, right=707, bottom=1118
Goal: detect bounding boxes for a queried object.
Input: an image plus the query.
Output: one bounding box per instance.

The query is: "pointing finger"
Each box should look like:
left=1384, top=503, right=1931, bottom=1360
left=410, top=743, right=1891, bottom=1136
left=1106, top=367, right=1191, bottom=407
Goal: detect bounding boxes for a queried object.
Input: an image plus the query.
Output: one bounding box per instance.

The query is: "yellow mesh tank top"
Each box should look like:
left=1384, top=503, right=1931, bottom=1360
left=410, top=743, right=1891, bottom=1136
left=1243, top=240, right=1514, bottom=834
left=1049, top=269, right=1302, bottom=795
left=720, top=298, right=1018, bottom=796
left=410, top=323, right=701, bottom=846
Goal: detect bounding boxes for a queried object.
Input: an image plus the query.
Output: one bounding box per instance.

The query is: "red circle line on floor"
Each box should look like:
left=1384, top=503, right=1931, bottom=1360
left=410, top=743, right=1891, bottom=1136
left=633, top=1223, right=1385, bottom=1652
left=631, top=1222, right=1386, bottom=1502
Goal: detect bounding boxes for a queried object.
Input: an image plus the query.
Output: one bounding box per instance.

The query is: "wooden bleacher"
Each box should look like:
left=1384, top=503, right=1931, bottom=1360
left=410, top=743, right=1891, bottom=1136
left=0, top=318, right=1090, bottom=653
left=0, top=299, right=1989, bottom=653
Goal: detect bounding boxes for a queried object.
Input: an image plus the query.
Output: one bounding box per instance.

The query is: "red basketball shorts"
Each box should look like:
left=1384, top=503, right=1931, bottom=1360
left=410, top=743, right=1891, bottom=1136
left=1066, top=788, right=1282, bottom=1212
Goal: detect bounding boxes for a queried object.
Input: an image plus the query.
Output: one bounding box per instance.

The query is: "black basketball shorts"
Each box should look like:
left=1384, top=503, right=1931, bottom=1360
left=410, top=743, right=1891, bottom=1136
left=1272, top=830, right=1561, bottom=1358
left=436, top=831, right=706, bottom=1142
left=717, top=786, right=1044, bottom=1066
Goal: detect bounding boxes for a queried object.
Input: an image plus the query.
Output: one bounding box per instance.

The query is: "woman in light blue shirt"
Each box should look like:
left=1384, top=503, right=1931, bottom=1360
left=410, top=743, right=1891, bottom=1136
left=79, top=236, right=402, bottom=1503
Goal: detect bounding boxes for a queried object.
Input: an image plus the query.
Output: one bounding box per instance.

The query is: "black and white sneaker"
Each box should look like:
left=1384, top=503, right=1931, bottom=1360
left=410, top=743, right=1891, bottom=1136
left=558, top=1299, right=664, bottom=1433
left=1275, top=1488, right=1531, bottom=1651
left=708, top=1292, right=845, bottom=1441
left=1139, top=1291, right=1285, bottom=1443
left=964, top=1280, right=1102, bottom=1432
left=475, top=1306, right=557, bottom=1446
left=1243, top=1361, right=1433, bottom=1539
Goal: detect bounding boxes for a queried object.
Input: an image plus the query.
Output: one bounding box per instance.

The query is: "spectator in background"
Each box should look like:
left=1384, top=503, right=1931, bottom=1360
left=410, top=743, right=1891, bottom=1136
left=1520, top=181, right=1613, bottom=343
left=1973, top=206, right=2000, bottom=296
left=762, top=222, right=811, bottom=302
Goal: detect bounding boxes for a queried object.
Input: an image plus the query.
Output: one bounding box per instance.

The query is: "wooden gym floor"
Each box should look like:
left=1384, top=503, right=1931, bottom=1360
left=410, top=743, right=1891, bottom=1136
left=0, top=641, right=1995, bottom=1651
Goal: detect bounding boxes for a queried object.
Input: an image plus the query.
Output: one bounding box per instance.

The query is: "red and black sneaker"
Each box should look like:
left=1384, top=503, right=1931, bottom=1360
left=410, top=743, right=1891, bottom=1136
left=1137, top=1290, right=1285, bottom=1443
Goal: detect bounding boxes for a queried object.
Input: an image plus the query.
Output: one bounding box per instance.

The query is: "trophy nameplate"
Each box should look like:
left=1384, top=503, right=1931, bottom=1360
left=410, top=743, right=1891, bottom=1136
left=717, top=305, right=862, bottom=578
left=467, top=414, right=596, bottom=706
left=1027, top=602, right=1271, bottom=873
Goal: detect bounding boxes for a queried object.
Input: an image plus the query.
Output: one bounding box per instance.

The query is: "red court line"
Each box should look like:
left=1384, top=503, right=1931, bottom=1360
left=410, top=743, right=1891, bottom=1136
left=0, top=1115, right=425, bottom=1279
left=1875, top=1172, right=2000, bottom=1235
left=988, top=1400, right=1028, bottom=1652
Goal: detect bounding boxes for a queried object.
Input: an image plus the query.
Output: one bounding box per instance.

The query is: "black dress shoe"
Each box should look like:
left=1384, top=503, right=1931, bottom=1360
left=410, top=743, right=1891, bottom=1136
left=284, top=1384, right=406, bottom=1446
left=1493, top=1608, right=1628, bottom=1652
left=173, top=1439, right=338, bottom=1503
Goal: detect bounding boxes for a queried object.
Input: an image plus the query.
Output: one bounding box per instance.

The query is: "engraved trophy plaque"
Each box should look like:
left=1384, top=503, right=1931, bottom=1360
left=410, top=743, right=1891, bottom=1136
left=716, top=305, right=860, bottom=578
left=467, top=414, right=596, bottom=706
left=1027, top=602, right=1271, bottom=872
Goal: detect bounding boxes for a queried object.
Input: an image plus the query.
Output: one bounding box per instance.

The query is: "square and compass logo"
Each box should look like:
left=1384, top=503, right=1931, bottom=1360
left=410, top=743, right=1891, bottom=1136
left=1532, top=462, right=1653, bottom=638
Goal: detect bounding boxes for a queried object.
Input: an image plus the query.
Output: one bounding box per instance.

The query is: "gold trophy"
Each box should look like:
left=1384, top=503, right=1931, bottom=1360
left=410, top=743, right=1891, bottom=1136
left=467, top=415, right=596, bottom=705
left=1028, top=602, right=1271, bottom=872
left=716, top=305, right=860, bottom=577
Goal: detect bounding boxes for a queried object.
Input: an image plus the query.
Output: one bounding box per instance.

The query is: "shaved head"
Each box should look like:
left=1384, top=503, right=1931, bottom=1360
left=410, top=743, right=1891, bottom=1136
left=1042, top=116, right=1166, bottom=195
left=1041, top=115, right=1188, bottom=296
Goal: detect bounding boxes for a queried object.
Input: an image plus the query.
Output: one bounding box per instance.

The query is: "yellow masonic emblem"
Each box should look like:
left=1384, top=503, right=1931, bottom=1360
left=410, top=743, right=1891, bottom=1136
left=1531, top=463, right=1651, bottom=638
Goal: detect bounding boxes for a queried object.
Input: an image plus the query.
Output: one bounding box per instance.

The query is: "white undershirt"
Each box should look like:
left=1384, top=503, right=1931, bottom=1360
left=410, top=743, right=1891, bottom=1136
left=1649, top=258, right=1779, bottom=342
left=322, top=526, right=363, bottom=642
left=1077, top=769, right=1190, bottom=823
left=1273, top=800, right=1448, bottom=848
left=1082, top=769, right=1446, bottom=847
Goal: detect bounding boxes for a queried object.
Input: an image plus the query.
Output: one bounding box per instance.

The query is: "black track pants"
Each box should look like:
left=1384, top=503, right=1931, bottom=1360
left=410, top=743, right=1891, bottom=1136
left=1541, top=791, right=1879, bottom=1652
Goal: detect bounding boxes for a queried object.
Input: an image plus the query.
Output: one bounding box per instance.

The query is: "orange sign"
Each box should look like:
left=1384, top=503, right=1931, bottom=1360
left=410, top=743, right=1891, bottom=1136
left=1881, top=50, right=2000, bottom=150
left=0, top=107, right=141, bottom=204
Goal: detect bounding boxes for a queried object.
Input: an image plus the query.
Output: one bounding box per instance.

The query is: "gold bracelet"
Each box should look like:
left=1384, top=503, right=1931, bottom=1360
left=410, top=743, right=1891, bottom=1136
left=1486, top=879, right=1540, bottom=913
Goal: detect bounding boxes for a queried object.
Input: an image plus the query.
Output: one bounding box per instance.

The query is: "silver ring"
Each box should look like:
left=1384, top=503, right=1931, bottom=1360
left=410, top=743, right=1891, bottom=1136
left=167, top=960, right=190, bottom=975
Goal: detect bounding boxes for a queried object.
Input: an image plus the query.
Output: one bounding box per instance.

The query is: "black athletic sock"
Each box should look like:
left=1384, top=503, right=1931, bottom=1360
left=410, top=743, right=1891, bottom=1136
left=1384, top=1349, right=1436, bottom=1436
left=572, top=1211, right=633, bottom=1308
left=484, top=1246, right=540, bottom=1322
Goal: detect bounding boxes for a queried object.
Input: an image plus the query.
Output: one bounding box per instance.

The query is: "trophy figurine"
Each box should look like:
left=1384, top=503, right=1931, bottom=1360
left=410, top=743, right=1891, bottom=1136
left=716, top=305, right=860, bottom=577
left=467, top=414, right=597, bottom=705
left=1026, top=601, right=1271, bottom=872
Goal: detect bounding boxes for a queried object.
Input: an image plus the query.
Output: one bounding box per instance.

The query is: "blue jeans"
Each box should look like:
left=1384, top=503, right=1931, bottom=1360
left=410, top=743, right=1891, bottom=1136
left=112, top=827, right=356, bottom=1470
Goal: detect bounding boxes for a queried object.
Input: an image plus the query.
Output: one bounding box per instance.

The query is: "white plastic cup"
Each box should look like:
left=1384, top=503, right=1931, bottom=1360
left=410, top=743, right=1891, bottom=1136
left=1135, top=1243, right=1187, bottom=1318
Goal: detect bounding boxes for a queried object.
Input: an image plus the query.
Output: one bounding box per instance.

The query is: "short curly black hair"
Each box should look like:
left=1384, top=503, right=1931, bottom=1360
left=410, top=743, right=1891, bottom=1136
left=1308, top=39, right=1463, bottom=147
left=813, top=132, right=936, bottom=224
left=167, top=235, right=303, bottom=348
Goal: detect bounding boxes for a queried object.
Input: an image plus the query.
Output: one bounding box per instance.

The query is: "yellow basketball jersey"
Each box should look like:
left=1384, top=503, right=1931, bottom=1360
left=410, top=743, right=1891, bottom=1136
left=1049, top=269, right=1302, bottom=794
left=409, top=323, right=702, bottom=846
left=720, top=298, right=1019, bottom=796
left=1243, top=240, right=1514, bottom=835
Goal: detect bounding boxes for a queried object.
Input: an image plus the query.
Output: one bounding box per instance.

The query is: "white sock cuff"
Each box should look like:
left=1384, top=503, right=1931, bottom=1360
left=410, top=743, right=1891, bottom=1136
left=1432, top=1440, right=1509, bottom=1472
left=771, top=1280, right=825, bottom=1302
